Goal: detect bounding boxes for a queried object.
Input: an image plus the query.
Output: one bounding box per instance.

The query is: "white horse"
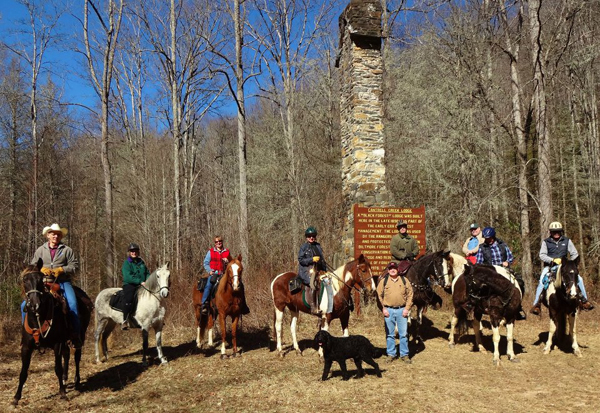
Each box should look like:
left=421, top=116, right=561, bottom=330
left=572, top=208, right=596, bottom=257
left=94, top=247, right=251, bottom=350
left=94, top=263, right=170, bottom=366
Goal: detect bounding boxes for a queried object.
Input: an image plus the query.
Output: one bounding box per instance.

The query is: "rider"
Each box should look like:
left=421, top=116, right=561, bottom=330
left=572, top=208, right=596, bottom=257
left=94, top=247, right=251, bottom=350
left=530, top=221, right=594, bottom=315
left=390, top=220, right=420, bottom=263
left=201, top=236, right=250, bottom=315
left=298, top=227, right=327, bottom=314
left=27, top=223, right=81, bottom=348
left=476, top=226, right=527, bottom=320
left=121, top=243, right=150, bottom=330
left=201, top=236, right=230, bottom=315
left=463, top=223, right=483, bottom=264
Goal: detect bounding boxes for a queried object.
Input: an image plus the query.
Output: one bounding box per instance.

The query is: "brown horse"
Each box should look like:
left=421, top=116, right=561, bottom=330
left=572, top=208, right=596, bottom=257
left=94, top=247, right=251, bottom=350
left=541, top=257, right=582, bottom=356
left=270, top=254, right=375, bottom=357
left=13, top=261, right=92, bottom=406
left=445, top=253, right=522, bottom=365
left=193, top=255, right=246, bottom=358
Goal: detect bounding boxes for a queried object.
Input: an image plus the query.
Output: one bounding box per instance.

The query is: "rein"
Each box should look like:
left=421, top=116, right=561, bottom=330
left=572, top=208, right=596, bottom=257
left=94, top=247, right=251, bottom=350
left=23, top=286, right=55, bottom=347
left=324, top=263, right=365, bottom=294
left=140, top=272, right=169, bottom=301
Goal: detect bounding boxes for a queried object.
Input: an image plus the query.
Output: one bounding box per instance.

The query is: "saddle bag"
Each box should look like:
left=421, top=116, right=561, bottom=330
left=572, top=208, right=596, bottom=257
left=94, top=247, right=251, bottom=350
left=289, top=277, right=303, bottom=295
left=197, top=277, right=208, bottom=291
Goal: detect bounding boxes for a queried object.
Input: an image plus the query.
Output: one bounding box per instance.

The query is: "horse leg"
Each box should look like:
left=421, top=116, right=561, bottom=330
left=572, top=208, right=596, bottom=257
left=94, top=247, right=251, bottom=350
left=54, top=343, right=68, bottom=399
left=195, top=304, right=202, bottom=348
left=416, top=306, right=424, bottom=344
left=448, top=313, right=458, bottom=348
left=12, top=341, right=34, bottom=406
left=231, top=316, right=240, bottom=357
left=569, top=312, right=582, bottom=357
left=219, top=312, right=228, bottom=359
left=95, top=317, right=108, bottom=363
left=142, top=329, right=150, bottom=367
left=290, top=309, right=301, bottom=356
left=74, top=347, right=82, bottom=389
left=506, top=322, right=518, bottom=362
left=491, top=324, right=501, bottom=366
left=274, top=308, right=285, bottom=357
left=472, top=314, right=486, bottom=353
left=339, top=312, right=349, bottom=337
left=207, top=314, right=215, bottom=347
left=543, top=317, right=557, bottom=354
left=62, top=343, right=70, bottom=383
left=154, top=321, right=168, bottom=364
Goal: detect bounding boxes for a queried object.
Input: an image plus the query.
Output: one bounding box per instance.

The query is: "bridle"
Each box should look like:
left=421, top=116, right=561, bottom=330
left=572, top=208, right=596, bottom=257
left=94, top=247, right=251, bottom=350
left=141, top=270, right=170, bottom=300
left=22, top=274, right=54, bottom=346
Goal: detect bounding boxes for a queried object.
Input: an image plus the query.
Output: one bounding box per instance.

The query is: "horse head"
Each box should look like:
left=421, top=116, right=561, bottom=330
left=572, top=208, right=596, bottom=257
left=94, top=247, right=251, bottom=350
left=354, top=254, right=375, bottom=292
left=21, top=263, right=45, bottom=316
left=156, top=262, right=171, bottom=298
left=226, top=255, right=243, bottom=291
left=558, top=256, right=579, bottom=300
left=431, top=250, right=451, bottom=288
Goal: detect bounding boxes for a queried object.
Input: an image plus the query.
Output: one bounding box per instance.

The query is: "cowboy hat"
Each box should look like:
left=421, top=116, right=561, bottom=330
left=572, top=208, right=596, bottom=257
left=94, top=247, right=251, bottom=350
left=42, top=223, right=68, bottom=236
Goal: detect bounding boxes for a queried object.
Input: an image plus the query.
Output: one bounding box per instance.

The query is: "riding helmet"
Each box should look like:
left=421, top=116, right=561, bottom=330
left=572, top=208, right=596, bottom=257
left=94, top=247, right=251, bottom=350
left=396, top=220, right=408, bottom=228
left=305, top=227, right=318, bottom=237
left=548, top=221, right=563, bottom=232
left=482, top=227, right=496, bottom=239
left=128, top=243, right=140, bottom=251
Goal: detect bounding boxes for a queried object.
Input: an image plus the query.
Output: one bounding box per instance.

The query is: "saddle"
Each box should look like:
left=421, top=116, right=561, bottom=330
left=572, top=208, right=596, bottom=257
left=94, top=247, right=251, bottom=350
left=109, top=288, right=139, bottom=315
left=43, top=280, right=69, bottom=315
left=397, top=260, right=412, bottom=275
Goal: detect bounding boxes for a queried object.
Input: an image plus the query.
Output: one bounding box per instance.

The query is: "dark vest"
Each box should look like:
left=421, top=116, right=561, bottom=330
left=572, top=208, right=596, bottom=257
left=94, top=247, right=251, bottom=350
left=480, top=239, right=507, bottom=265
left=544, top=236, right=570, bottom=261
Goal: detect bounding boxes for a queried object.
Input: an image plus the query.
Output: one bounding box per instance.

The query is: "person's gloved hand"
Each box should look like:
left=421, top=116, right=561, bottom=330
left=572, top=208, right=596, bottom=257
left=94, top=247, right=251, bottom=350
left=313, top=256, right=320, bottom=263
left=53, top=267, right=65, bottom=277
left=41, top=267, right=53, bottom=277
left=552, top=258, right=562, bottom=266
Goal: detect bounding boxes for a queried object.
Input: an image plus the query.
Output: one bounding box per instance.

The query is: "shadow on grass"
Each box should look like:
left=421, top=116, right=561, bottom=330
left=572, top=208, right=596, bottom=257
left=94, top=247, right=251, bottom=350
left=195, top=325, right=272, bottom=357
left=80, top=361, right=144, bottom=392
left=533, top=331, right=588, bottom=354
left=411, top=316, right=450, bottom=354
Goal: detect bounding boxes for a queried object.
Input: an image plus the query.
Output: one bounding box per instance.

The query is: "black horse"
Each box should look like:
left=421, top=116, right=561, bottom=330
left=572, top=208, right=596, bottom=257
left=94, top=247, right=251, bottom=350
left=13, top=260, right=93, bottom=406
left=376, top=250, right=449, bottom=344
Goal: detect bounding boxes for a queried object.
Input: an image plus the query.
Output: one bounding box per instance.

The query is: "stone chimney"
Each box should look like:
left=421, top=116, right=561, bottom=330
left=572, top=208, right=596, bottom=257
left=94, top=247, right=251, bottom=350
left=337, top=0, right=390, bottom=259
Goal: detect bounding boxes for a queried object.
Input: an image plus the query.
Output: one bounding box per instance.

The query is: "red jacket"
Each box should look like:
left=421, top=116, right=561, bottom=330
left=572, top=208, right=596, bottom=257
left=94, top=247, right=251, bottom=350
left=209, top=248, right=230, bottom=273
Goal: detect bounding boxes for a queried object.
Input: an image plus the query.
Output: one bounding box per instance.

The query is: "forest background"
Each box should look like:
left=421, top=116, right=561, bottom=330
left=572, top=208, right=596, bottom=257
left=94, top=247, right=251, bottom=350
left=1, top=0, right=599, bottom=328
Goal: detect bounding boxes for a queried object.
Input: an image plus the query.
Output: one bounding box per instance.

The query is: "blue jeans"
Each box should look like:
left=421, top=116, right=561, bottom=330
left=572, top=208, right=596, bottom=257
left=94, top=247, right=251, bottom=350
left=202, top=277, right=215, bottom=305
left=533, top=266, right=588, bottom=304
left=384, top=307, right=409, bottom=358
left=21, top=281, right=80, bottom=333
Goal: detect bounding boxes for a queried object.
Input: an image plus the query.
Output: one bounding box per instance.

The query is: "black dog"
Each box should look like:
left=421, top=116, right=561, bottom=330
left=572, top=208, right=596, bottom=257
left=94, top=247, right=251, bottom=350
left=314, top=330, right=382, bottom=381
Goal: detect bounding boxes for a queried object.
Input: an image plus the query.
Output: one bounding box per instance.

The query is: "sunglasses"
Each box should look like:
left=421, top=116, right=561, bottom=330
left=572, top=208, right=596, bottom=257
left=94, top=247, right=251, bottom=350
left=215, top=240, right=223, bottom=243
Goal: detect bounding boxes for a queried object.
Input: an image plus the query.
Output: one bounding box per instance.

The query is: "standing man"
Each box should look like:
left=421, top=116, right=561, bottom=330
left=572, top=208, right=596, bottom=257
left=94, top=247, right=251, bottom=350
left=530, top=221, right=594, bottom=315
left=121, top=243, right=150, bottom=330
left=28, top=223, right=80, bottom=347
left=463, top=223, right=484, bottom=264
left=390, top=220, right=420, bottom=263
left=377, top=262, right=414, bottom=364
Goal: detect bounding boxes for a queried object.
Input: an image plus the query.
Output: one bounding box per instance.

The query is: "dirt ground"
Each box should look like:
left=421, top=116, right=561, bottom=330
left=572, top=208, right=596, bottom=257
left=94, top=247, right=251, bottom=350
left=1, top=304, right=599, bottom=413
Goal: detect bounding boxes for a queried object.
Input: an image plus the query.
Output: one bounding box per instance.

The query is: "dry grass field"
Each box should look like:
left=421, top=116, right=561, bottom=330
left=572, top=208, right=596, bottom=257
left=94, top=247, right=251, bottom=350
left=1, top=302, right=599, bottom=413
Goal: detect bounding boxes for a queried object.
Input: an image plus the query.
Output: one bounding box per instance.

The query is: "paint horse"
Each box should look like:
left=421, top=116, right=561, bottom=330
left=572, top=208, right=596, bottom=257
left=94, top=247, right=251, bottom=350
left=540, top=257, right=582, bottom=356
left=270, top=254, right=375, bottom=357
left=94, top=263, right=170, bottom=366
left=194, top=255, right=247, bottom=358
left=375, top=251, right=449, bottom=344
left=446, top=253, right=522, bottom=365
left=13, top=262, right=93, bottom=406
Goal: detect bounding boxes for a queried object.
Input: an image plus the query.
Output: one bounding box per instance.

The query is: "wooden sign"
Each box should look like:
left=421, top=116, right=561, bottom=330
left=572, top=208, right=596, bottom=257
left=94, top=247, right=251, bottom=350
left=353, top=205, right=426, bottom=275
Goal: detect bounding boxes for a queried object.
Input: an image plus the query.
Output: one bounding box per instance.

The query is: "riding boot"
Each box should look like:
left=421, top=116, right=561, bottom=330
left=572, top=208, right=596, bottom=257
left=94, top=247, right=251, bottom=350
left=580, top=299, right=595, bottom=311
left=121, top=313, right=130, bottom=330
left=201, top=302, right=210, bottom=315
left=516, top=305, right=527, bottom=321
left=530, top=301, right=542, bottom=316
left=311, top=288, right=321, bottom=315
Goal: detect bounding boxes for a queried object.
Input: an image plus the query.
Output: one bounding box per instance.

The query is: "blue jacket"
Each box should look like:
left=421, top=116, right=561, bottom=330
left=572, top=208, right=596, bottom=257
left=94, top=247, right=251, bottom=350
left=297, top=241, right=326, bottom=284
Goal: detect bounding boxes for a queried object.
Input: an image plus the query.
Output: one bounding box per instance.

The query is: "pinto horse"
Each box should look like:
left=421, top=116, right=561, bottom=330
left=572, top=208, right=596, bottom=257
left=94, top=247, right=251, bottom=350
left=13, top=261, right=93, bottom=406
left=193, top=255, right=247, bottom=358
left=375, top=251, right=449, bottom=344
left=270, top=254, right=375, bottom=357
left=541, top=257, right=582, bottom=357
left=446, top=254, right=522, bottom=365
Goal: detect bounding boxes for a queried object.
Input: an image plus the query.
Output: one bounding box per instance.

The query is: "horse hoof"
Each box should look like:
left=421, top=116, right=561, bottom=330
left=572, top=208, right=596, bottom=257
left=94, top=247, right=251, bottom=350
left=574, top=350, right=582, bottom=358
left=493, top=359, right=499, bottom=366
left=11, top=399, right=19, bottom=407
left=510, top=358, right=520, bottom=363
left=278, top=351, right=284, bottom=359
left=160, top=357, right=168, bottom=364
left=220, top=354, right=229, bottom=360
left=295, top=349, right=302, bottom=356
left=142, top=360, right=149, bottom=368
left=448, top=343, right=455, bottom=349
left=543, top=348, right=550, bottom=355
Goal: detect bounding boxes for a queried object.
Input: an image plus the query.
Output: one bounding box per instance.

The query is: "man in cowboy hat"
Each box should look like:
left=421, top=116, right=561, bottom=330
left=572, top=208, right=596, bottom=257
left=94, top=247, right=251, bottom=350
left=27, top=223, right=81, bottom=348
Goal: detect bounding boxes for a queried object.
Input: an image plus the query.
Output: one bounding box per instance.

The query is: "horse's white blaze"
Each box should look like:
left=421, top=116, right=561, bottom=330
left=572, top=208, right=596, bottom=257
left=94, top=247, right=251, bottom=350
left=569, top=283, right=577, bottom=298
left=231, top=263, right=240, bottom=290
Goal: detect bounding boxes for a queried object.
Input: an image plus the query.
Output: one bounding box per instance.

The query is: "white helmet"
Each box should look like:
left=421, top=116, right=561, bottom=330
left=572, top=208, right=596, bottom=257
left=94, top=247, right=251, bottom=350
left=548, top=221, right=563, bottom=232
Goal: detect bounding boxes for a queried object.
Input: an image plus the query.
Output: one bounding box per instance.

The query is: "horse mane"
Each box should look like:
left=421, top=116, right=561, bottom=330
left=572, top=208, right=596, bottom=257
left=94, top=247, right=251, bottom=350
left=217, top=258, right=242, bottom=294
left=448, top=253, right=468, bottom=279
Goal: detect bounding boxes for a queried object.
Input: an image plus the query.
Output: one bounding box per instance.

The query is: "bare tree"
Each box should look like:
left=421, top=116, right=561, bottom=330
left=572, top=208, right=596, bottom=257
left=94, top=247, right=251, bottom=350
left=83, top=0, right=125, bottom=287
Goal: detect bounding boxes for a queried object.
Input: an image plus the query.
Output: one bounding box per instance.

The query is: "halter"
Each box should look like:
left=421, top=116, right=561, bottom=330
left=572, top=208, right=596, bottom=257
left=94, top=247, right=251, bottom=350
left=141, top=270, right=170, bottom=301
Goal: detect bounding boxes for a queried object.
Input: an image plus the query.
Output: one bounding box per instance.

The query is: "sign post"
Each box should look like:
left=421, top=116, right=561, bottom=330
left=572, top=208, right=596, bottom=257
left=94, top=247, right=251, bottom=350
left=353, top=205, right=426, bottom=275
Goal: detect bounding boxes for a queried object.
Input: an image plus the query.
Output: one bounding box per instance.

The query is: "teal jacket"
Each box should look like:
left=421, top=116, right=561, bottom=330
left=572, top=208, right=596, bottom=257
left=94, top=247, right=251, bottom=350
left=122, top=257, right=150, bottom=285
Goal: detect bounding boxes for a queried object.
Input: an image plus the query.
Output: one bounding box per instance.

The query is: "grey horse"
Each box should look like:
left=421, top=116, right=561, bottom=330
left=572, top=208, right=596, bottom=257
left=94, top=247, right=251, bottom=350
left=94, top=263, right=170, bottom=366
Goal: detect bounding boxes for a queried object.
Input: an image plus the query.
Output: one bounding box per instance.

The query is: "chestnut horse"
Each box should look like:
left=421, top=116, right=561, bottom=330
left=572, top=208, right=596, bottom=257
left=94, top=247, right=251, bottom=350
left=270, top=254, right=375, bottom=357
left=445, top=253, right=522, bottom=365
left=541, top=257, right=582, bottom=357
left=193, top=255, right=246, bottom=358
left=13, top=262, right=92, bottom=406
